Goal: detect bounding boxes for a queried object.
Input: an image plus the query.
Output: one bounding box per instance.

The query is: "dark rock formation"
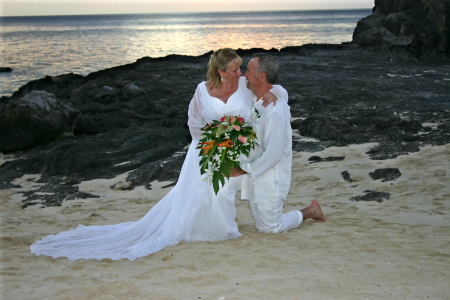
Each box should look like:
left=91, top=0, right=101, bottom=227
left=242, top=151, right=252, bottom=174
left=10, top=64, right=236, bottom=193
left=350, top=190, right=391, bottom=202
left=341, top=171, right=354, bottom=182
left=0, top=67, right=12, bottom=72
left=19, top=182, right=100, bottom=209
left=353, top=0, right=450, bottom=59
left=366, top=142, right=420, bottom=159
left=282, top=46, right=450, bottom=149
left=125, top=152, right=187, bottom=190
left=0, top=182, right=21, bottom=189
left=369, top=168, right=402, bottom=181
left=0, top=90, right=78, bottom=152
left=63, top=177, right=81, bottom=185
left=0, top=45, right=449, bottom=207
left=111, top=181, right=132, bottom=190
left=0, top=125, right=188, bottom=181
left=308, top=155, right=345, bottom=163
left=292, top=140, right=327, bottom=153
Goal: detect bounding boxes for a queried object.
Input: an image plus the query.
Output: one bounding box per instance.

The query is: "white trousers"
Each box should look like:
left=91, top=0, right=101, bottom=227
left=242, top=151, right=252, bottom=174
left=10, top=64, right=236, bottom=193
left=248, top=197, right=303, bottom=233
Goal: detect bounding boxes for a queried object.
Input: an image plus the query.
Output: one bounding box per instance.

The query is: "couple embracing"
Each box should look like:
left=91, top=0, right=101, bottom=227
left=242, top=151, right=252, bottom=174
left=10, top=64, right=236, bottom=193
left=31, top=49, right=325, bottom=261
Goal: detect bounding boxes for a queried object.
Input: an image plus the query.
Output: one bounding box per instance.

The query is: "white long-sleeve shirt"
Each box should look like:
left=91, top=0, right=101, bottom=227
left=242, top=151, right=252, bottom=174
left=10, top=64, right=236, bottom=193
left=240, top=85, right=292, bottom=202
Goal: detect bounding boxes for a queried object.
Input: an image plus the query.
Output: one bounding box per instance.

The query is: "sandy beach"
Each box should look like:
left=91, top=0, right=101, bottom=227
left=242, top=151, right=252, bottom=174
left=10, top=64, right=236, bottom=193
left=1, top=143, right=449, bottom=299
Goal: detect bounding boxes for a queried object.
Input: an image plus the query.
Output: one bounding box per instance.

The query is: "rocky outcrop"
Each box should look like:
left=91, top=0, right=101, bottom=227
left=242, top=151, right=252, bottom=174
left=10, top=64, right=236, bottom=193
left=0, top=90, right=78, bottom=152
left=2, top=6, right=449, bottom=207
left=353, top=0, right=450, bottom=59
left=0, top=45, right=449, bottom=207
left=369, top=168, right=402, bottom=182
left=20, top=180, right=100, bottom=208
left=350, top=190, right=391, bottom=202
left=308, top=156, right=345, bottom=163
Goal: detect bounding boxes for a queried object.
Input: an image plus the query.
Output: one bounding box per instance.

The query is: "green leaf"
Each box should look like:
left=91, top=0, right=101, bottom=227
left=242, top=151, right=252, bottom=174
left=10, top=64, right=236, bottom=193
left=213, top=178, right=220, bottom=195
left=197, top=115, right=258, bottom=195
left=221, top=161, right=233, bottom=178
left=218, top=172, right=225, bottom=186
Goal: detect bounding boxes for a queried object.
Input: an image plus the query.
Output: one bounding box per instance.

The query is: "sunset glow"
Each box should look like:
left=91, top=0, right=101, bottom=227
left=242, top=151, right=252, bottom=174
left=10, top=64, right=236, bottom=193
left=2, top=0, right=373, bottom=17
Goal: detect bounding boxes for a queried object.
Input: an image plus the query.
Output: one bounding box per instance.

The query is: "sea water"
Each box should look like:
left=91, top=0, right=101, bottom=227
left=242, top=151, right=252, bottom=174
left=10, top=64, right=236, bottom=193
left=0, top=10, right=371, bottom=96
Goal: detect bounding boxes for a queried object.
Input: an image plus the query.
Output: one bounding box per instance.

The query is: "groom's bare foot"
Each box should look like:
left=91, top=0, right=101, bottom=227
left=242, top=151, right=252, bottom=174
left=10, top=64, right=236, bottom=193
left=300, top=200, right=326, bottom=223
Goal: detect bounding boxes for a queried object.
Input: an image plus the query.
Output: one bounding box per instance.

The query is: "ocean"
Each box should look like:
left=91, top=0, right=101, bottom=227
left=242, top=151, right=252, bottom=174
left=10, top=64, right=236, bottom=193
left=0, top=9, right=371, bottom=97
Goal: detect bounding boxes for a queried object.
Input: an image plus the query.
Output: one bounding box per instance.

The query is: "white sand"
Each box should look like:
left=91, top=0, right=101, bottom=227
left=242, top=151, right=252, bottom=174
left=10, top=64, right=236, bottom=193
left=1, top=143, right=449, bottom=299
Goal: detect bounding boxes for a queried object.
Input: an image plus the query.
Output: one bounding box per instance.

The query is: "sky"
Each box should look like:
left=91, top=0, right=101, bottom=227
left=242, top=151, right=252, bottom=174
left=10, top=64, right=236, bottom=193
left=1, top=0, right=373, bottom=17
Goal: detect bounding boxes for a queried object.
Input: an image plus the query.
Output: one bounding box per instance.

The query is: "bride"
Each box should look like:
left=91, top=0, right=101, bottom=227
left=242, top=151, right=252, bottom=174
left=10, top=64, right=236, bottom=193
left=30, top=48, right=276, bottom=261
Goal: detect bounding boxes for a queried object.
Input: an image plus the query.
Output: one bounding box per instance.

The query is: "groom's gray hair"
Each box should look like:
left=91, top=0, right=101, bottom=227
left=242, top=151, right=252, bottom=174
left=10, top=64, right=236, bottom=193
left=252, top=53, right=279, bottom=84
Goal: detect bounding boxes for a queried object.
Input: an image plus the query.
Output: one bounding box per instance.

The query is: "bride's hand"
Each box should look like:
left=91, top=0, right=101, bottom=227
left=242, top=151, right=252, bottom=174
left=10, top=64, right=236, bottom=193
left=230, top=167, right=247, bottom=177
left=261, top=91, right=277, bottom=107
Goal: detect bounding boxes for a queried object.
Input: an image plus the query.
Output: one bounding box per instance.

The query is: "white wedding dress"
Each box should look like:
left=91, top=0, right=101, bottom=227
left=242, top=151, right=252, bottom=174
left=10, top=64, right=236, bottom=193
left=30, top=77, right=254, bottom=261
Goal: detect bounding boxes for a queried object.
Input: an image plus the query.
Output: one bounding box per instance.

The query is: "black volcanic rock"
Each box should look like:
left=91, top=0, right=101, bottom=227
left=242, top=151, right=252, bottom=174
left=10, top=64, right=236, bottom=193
left=350, top=190, right=391, bottom=202
left=341, top=171, right=354, bottom=182
left=0, top=90, right=78, bottom=152
left=126, top=152, right=187, bottom=190
left=292, top=140, right=327, bottom=153
left=0, top=125, right=188, bottom=182
left=0, top=45, right=449, bottom=207
left=353, top=0, right=450, bottom=59
left=19, top=183, right=100, bottom=209
left=369, top=168, right=402, bottom=182
left=63, top=177, right=81, bottom=185
left=12, top=73, right=85, bottom=99
left=366, top=143, right=420, bottom=159
left=308, top=155, right=345, bottom=164
left=0, top=182, right=21, bottom=189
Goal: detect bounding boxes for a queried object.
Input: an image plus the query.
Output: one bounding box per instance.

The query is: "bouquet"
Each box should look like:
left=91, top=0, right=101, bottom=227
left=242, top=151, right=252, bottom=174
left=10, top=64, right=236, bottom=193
left=197, top=115, right=256, bottom=194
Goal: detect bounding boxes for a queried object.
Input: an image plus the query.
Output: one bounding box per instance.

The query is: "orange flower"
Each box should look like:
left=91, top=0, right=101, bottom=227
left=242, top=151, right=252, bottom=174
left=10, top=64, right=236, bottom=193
left=199, top=140, right=215, bottom=154
left=217, top=139, right=234, bottom=149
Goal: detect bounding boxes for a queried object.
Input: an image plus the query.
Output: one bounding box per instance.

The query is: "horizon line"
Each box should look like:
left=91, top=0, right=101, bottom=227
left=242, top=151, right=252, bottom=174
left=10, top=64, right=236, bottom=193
left=1, top=7, right=372, bottom=18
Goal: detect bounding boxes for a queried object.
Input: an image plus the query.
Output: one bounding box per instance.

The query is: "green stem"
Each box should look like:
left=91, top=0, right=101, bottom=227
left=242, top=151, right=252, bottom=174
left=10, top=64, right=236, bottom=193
left=201, top=145, right=218, bottom=173
left=221, top=148, right=227, bottom=163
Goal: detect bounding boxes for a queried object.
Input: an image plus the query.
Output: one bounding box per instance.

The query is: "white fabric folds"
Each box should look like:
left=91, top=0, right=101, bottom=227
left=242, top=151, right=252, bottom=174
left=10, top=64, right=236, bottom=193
left=30, top=77, right=253, bottom=260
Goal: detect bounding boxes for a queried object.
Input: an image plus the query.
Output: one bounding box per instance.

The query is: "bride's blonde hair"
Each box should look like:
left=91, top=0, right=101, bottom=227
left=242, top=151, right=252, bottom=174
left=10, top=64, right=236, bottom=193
left=207, top=48, right=242, bottom=90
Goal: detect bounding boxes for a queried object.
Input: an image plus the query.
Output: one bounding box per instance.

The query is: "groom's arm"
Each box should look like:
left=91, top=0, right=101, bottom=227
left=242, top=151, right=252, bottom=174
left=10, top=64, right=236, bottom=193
left=240, top=111, right=288, bottom=181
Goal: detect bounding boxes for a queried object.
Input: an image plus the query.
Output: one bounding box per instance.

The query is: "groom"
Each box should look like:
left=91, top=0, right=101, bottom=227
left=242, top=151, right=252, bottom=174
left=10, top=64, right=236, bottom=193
left=232, top=53, right=326, bottom=233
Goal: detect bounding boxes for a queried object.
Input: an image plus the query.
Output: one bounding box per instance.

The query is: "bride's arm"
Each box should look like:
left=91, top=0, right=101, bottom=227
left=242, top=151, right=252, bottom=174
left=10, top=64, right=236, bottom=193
left=261, top=91, right=277, bottom=107
left=271, top=85, right=289, bottom=104
left=187, top=84, right=205, bottom=141
left=261, top=85, right=289, bottom=107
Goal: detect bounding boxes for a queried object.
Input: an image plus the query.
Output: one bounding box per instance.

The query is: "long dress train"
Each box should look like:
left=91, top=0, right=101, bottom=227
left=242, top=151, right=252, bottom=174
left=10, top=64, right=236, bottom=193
left=30, top=77, right=253, bottom=260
